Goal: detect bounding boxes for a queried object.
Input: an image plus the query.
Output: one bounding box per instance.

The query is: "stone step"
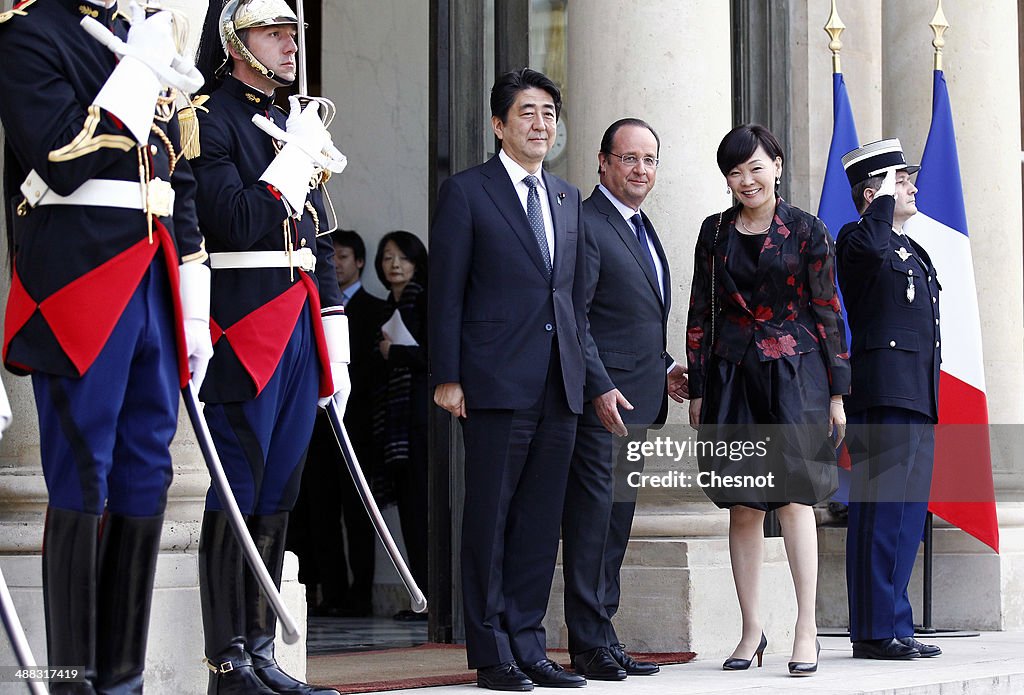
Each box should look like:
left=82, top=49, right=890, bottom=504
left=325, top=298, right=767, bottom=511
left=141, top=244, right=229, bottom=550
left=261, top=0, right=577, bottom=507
left=377, top=632, right=1024, bottom=694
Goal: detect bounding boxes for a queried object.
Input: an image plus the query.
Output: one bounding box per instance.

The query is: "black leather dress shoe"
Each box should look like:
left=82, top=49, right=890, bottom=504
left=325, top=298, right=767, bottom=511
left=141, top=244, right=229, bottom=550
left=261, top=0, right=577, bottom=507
left=609, top=644, right=659, bottom=675
left=852, top=638, right=920, bottom=660
left=477, top=662, right=534, bottom=691
left=898, top=636, right=942, bottom=657
left=521, top=659, right=586, bottom=688
left=572, top=647, right=626, bottom=681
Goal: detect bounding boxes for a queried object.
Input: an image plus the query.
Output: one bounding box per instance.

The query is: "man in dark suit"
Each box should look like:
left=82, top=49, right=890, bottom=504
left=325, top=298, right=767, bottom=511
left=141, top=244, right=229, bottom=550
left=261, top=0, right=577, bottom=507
left=564, top=119, right=687, bottom=680
left=291, top=231, right=384, bottom=617
left=837, top=139, right=942, bottom=661
left=429, top=68, right=588, bottom=691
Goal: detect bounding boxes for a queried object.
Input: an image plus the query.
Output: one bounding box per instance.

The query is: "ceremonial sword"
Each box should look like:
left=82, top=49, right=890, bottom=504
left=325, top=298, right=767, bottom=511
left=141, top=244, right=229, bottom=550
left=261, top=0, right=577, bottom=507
left=323, top=399, right=428, bottom=613
left=0, top=567, right=46, bottom=695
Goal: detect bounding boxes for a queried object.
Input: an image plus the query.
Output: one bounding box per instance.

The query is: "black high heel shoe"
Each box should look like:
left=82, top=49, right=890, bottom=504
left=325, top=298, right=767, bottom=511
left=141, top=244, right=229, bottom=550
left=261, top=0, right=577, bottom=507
left=788, top=639, right=820, bottom=676
left=722, top=632, right=767, bottom=670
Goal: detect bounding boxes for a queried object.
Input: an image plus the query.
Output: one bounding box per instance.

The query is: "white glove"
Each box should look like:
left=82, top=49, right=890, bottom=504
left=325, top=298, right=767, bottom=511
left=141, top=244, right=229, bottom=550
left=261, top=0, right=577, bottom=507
left=285, top=96, right=332, bottom=157
left=0, top=376, right=11, bottom=441
left=877, top=166, right=898, bottom=199
left=179, top=262, right=213, bottom=390
left=259, top=97, right=345, bottom=213
left=91, top=2, right=178, bottom=143
left=317, top=308, right=351, bottom=414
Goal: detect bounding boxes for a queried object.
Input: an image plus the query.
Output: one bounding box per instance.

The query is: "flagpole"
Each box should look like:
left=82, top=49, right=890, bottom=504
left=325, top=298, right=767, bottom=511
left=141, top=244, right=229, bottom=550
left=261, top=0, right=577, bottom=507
left=920, top=0, right=944, bottom=636
left=918, top=1, right=978, bottom=640
left=815, top=0, right=859, bottom=640
left=920, top=0, right=945, bottom=634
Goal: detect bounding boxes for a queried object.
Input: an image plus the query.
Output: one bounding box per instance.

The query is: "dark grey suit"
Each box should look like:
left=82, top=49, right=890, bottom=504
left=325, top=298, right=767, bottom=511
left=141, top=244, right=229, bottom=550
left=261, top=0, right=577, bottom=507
left=563, top=186, right=672, bottom=654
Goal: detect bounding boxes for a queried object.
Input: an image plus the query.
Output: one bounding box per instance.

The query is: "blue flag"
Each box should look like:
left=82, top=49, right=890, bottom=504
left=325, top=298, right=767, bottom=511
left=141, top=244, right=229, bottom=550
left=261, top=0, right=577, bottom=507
left=817, top=72, right=859, bottom=505
left=817, top=72, right=861, bottom=244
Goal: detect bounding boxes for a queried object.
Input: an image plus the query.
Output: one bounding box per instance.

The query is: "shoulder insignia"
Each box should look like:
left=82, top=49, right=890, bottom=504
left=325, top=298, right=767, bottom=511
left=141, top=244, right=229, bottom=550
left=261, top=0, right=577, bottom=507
left=0, top=0, right=39, bottom=23
left=177, top=95, right=210, bottom=160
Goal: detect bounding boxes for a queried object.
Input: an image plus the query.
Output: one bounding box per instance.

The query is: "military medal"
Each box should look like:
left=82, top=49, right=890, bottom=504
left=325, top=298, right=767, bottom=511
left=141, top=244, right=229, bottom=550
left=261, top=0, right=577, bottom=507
left=906, top=275, right=916, bottom=303
left=896, top=247, right=911, bottom=262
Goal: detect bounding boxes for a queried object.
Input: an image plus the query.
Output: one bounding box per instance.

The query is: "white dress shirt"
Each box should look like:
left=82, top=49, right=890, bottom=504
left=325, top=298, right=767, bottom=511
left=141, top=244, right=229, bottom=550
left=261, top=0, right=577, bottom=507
left=499, top=149, right=556, bottom=267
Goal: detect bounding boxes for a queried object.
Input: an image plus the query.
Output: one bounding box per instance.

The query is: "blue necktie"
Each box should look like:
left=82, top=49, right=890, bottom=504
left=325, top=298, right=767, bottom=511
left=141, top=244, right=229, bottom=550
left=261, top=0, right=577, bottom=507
left=524, top=175, right=552, bottom=274
left=631, top=213, right=660, bottom=290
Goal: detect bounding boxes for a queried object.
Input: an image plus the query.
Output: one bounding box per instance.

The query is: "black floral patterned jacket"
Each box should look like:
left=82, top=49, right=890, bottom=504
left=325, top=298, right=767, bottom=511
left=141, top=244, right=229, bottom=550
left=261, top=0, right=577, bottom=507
left=686, top=198, right=850, bottom=398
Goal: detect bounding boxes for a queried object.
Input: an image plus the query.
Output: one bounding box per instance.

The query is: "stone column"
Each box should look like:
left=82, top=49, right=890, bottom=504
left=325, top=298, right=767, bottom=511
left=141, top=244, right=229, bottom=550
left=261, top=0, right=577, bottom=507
left=880, top=0, right=1024, bottom=630
left=539, top=0, right=801, bottom=658
left=0, top=2, right=304, bottom=690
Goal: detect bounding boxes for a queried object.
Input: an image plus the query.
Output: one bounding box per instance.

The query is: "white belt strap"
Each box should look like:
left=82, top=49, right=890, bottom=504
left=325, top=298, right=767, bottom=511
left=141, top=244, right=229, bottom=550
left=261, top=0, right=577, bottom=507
left=20, top=169, right=147, bottom=210
left=209, top=248, right=316, bottom=272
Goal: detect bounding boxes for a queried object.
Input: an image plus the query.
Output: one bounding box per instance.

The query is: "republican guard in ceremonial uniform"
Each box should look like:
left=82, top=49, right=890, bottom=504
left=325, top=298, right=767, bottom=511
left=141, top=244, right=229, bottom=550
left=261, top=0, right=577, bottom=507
left=190, top=1, right=349, bottom=693
left=837, top=139, right=942, bottom=661
left=0, top=0, right=212, bottom=692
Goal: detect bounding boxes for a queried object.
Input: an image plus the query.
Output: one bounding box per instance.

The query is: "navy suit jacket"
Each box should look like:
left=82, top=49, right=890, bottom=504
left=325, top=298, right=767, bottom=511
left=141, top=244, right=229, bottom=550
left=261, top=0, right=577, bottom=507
left=428, top=154, right=588, bottom=414
left=836, top=195, right=941, bottom=420
left=580, top=187, right=672, bottom=428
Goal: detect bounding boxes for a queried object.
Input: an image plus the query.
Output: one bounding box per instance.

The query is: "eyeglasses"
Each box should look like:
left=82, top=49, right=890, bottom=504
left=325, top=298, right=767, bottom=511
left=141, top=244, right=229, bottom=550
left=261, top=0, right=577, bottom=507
left=604, top=152, right=659, bottom=169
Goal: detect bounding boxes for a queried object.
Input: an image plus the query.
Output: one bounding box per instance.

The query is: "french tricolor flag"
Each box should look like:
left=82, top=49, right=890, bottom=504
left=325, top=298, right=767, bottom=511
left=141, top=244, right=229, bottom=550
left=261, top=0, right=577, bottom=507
left=903, top=70, right=999, bottom=553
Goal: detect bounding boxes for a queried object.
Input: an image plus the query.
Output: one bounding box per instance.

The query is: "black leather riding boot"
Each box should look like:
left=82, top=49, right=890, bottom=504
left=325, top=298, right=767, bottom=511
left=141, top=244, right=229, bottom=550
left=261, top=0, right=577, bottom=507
left=246, top=513, right=338, bottom=695
left=94, top=513, right=163, bottom=694
left=199, top=511, right=276, bottom=695
left=43, top=507, right=100, bottom=694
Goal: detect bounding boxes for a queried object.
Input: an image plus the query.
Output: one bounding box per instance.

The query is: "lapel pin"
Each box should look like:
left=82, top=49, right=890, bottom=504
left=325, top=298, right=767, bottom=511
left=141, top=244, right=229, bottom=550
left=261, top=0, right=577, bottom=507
left=557, top=192, right=566, bottom=205
left=896, top=247, right=911, bottom=262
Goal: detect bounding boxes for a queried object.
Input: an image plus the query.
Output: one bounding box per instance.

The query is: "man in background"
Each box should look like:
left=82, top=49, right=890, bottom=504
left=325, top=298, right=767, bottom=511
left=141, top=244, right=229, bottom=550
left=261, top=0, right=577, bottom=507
left=292, top=231, right=384, bottom=617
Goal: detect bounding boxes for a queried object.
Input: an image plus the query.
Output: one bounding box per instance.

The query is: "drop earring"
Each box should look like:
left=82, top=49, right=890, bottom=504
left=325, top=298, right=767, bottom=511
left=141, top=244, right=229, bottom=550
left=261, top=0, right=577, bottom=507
left=775, top=175, right=781, bottom=188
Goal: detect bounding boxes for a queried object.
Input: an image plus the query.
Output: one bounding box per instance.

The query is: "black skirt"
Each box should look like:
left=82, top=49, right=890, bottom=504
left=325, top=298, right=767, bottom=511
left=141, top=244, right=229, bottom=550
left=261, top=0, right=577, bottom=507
left=697, top=346, right=837, bottom=510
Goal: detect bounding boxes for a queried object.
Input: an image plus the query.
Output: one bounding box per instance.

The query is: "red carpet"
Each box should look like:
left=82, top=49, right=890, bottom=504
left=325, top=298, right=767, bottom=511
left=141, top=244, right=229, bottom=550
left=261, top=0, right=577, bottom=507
left=307, top=643, right=696, bottom=693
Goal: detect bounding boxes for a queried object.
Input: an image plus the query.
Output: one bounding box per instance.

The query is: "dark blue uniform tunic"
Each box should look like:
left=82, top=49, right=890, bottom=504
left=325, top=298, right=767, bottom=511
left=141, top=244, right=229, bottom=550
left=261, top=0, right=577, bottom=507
left=0, top=0, right=205, bottom=516
left=189, top=76, right=341, bottom=514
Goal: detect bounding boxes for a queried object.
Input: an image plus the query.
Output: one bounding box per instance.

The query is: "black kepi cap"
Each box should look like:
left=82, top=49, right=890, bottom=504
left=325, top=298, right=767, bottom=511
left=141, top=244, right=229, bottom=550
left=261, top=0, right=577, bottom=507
left=841, top=138, right=920, bottom=187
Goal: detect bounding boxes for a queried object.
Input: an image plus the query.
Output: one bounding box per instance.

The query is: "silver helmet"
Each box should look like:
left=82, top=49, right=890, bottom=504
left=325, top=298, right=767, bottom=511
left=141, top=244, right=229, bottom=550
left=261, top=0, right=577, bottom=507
left=218, top=0, right=298, bottom=85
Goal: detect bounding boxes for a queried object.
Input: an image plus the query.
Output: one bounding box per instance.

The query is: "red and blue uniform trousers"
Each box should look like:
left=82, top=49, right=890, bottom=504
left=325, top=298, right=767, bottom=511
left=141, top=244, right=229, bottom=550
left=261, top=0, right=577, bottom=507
left=845, top=406, right=935, bottom=642
left=203, top=303, right=320, bottom=515
left=31, top=257, right=179, bottom=516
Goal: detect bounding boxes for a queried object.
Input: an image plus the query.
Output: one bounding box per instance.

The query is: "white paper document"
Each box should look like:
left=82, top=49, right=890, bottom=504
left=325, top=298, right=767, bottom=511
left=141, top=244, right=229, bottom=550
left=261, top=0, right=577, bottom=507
left=382, top=309, right=419, bottom=346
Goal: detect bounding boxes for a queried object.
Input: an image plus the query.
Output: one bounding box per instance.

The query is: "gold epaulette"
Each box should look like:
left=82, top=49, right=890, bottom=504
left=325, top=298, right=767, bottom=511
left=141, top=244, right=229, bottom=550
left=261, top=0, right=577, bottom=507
left=178, top=94, right=211, bottom=161
left=0, top=0, right=39, bottom=24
